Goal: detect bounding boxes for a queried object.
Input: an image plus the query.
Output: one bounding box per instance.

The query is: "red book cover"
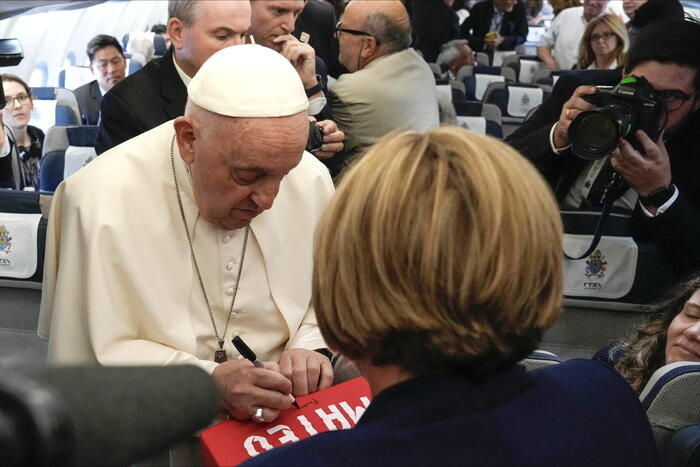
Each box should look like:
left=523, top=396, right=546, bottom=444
left=201, top=377, right=372, bottom=466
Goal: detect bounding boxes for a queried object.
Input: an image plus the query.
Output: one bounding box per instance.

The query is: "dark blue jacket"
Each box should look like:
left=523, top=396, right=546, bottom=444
left=460, top=0, right=528, bottom=52
left=242, top=360, right=658, bottom=466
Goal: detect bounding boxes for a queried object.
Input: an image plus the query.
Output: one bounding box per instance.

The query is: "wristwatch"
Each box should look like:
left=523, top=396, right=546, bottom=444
left=305, top=74, right=324, bottom=97
left=639, top=184, right=676, bottom=209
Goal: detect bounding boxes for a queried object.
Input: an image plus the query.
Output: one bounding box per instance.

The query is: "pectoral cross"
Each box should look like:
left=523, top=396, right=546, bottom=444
left=215, top=340, right=227, bottom=363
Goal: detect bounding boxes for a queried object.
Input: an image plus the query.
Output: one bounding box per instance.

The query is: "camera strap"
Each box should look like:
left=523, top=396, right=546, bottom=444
left=563, top=198, right=613, bottom=260
left=564, top=169, right=628, bottom=260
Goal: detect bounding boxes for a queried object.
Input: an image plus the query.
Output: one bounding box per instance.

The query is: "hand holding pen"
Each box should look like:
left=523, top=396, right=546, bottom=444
left=232, top=336, right=300, bottom=410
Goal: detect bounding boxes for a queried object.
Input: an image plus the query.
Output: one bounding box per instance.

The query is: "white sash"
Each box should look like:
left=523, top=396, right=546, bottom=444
left=457, top=116, right=487, bottom=135
left=64, top=145, right=97, bottom=180
left=0, top=212, right=42, bottom=279
left=475, top=74, right=504, bottom=100
left=506, top=86, right=543, bottom=117
left=564, top=235, right=638, bottom=299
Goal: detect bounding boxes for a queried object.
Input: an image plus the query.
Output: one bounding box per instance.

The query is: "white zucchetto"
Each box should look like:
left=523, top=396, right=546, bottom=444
left=187, top=44, right=309, bottom=118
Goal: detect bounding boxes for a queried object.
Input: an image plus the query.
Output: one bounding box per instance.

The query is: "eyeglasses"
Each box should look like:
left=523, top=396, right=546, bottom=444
left=4, top=93, right=30, bottom=107
left=590, top=31, right=616, bottom=42
left=657, top=89, right=696, bottom=111
left=334, top=21, right=372, bottom=40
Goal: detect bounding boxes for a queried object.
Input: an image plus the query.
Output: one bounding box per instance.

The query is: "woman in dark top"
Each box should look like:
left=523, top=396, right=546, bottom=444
left=1, top=73, right=44, bottom=189
left=598, top=275, right=700, bottom=393
left=243, top=127, right=658, bottom=466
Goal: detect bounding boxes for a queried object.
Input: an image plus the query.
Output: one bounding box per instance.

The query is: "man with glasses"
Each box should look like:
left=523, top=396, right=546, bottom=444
left=74, top=35, right=126, bottom=126
left=506, top=18, right=700, bottom=278
left=329, top=0, right=438, bottom=163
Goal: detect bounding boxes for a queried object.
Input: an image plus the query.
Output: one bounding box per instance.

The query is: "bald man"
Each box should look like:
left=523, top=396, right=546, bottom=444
left=329, top=0, right=439, bottom=162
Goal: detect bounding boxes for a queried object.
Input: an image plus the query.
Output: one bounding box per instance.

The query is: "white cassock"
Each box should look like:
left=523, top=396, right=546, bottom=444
left=37, top=120, right=334, bottom=373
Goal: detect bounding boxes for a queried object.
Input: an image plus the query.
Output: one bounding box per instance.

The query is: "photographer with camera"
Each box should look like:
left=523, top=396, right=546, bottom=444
left=506, top=18, right=700, bottom=279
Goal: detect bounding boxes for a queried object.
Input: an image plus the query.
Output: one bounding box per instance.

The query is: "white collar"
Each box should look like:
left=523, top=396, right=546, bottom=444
left=172, top=53, right=193, bottom=87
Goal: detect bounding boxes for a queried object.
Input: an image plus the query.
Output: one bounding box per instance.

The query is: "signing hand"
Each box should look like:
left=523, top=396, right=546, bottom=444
left=610, top=130, right=671, bottom=196
left=553, top=85, right=597, bottom=149
left=211, top=359, right=293, bottom=423
left=313, top=119, right=345, bottom=160
left=274, top=34, right=318, bottom=90
left=278, top=348, right=334, bottom=396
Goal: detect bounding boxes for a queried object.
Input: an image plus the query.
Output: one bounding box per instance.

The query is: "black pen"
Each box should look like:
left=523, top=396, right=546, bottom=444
left=232, top=336, right=300, bottom=409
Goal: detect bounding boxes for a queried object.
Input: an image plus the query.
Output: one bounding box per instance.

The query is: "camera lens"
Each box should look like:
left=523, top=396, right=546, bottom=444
left=569, top=106, right=630, bottom=160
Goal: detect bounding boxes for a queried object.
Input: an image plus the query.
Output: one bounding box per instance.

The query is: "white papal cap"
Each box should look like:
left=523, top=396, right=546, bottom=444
left=187, top=44, right=309, bottom=118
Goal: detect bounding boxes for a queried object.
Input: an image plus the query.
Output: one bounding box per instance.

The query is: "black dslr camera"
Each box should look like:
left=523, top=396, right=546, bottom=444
left=306, top=121, right=324, bottom=152
left=568, top=75, right=665, bottom=160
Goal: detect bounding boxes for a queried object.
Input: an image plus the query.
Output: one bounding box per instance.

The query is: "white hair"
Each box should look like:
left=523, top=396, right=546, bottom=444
left=126, top=32, right=155, bottom=64
left=436, top=39, right=470, bottom=68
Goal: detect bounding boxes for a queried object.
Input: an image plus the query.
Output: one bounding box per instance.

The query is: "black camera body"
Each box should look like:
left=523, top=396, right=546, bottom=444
left=569, top=75, right=665, bottom=160
left=0, top=38, right=24, bottom=110
left=306, top=121, right=325, bottom=152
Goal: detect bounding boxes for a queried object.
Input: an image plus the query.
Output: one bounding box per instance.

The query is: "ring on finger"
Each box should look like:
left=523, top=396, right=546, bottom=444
left=566, top=108, right=571, bottom=118
left=252, top=407, right=265, bottom=422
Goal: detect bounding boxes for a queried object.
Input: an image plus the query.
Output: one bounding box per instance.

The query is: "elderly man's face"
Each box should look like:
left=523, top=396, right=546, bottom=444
left=451, top=45, right=474, bottom=72
left=250, top=0, right=305, bottom=51
left=337, top=2, right=369, bottom=72
left=494, top=0, right=516, bottom=13
left=583, top=0, right=608, bottom=19
left=188, top=112, right=308, bottom=230
left=175, top=0, right=251, bottom=76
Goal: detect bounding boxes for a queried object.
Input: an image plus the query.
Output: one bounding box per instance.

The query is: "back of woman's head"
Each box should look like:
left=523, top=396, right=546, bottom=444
left=313, top=127, right=564, bottom=378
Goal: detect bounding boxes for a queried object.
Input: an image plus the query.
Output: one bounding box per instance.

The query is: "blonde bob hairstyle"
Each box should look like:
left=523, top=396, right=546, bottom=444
left=577, top=14, right=628, bottom=70
left=313, top=127, right=564, bottom=378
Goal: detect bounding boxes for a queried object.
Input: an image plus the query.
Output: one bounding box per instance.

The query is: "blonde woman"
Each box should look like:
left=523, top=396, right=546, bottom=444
left=576, top=14, right=628, bottom=70
left=243, top=127, right=658, bottom=466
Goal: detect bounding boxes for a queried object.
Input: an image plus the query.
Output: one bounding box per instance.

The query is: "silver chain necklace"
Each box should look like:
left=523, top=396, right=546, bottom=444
left=170, top=135, right=249, bottom=363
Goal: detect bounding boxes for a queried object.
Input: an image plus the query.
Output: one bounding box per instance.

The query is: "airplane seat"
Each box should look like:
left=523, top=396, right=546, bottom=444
left=39, top=125, right=98, bottom=193
left=640, top=362, right=700, bottom=458
left=519, top=350, right=561, bottom=371
left=0, top=190, right=50, bottom=369
left=29, top=87, right=81, bottom=133
left=662, top=423, right=700, bottom=466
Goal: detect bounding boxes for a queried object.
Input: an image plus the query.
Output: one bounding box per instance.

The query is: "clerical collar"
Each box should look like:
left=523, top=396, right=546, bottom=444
left=173, top=53, right=193, bottom=87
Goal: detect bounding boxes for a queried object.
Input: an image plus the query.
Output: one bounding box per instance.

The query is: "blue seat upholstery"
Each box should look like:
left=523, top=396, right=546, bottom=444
left=663, top=423, right=700, bottom=466
left=453, top=100, right=503, bottom=138
left=39, top=125, right=98, bottom=193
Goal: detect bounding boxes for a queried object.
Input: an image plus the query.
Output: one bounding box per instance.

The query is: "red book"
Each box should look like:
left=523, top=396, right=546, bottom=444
left=201, top=377, right=372, bottom=466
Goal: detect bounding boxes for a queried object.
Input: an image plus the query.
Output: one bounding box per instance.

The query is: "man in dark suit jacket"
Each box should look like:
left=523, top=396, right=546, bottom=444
left=460, top=0, right=528, bottom=52
left=411, top=0, right=460, bottom=63
left=98, top=0, right=345, bottom=175
left=506, top=19, right=700, bottom=278
left=74, top=34, right=125, bottom=126
left=293, top=0, right=346, bottom=78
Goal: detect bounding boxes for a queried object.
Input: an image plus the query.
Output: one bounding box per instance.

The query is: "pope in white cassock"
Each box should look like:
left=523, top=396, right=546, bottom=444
left=38, top=44, right=336, bottom=423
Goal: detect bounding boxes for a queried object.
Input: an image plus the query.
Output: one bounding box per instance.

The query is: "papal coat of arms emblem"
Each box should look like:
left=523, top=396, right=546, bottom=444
left=585, top=249, right=607, bottom=279
left=0, top=225, right=12, bottom=254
